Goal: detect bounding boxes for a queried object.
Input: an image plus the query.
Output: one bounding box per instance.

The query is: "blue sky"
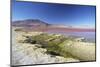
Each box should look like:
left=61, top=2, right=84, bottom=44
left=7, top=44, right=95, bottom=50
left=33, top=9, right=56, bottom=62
left=12, top=0, right=96, bottom=28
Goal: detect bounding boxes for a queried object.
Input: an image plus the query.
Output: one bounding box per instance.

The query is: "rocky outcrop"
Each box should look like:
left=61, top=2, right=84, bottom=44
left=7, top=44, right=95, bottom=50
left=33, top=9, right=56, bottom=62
left=12, top=29, right=79, bottom=66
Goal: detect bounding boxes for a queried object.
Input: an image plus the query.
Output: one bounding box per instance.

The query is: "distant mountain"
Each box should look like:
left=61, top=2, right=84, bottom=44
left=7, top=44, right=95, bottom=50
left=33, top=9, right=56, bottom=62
left=12, top=19, right=95, bottom=32
left=12, top=19, right=50, bottom=27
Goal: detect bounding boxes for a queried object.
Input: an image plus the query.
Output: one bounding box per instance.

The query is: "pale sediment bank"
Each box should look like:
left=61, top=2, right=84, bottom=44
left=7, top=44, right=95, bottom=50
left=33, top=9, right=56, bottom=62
left=60, top=41, right=95, bottom=61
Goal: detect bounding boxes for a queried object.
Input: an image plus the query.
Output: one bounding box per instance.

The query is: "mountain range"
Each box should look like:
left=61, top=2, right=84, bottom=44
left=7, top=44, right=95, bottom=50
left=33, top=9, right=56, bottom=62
left=12, top=19, right=95, bottom=32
